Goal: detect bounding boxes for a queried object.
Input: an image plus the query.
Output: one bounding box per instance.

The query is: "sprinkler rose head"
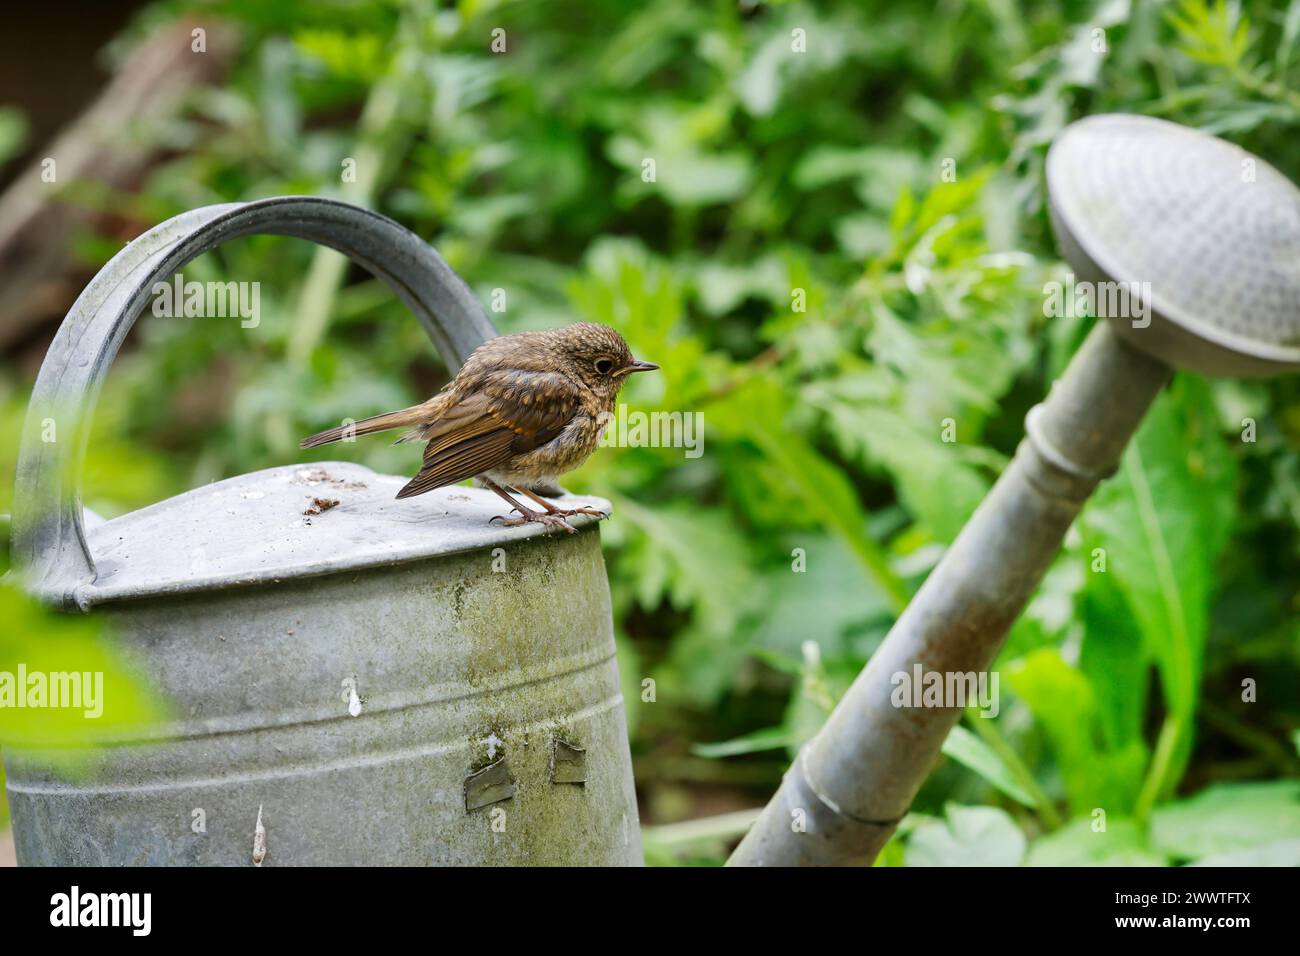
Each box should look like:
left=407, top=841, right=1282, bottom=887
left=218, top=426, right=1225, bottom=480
left=1047, top=113, right=1300, bottom=378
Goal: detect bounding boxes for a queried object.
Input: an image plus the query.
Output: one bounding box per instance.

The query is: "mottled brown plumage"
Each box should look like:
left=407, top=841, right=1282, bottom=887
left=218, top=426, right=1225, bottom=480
left=300, top=322, right=658, bottom=533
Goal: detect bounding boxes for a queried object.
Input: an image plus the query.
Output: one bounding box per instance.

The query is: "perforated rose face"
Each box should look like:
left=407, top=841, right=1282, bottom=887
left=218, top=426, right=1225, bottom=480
left=1048, top=113, right=1300, bottom=377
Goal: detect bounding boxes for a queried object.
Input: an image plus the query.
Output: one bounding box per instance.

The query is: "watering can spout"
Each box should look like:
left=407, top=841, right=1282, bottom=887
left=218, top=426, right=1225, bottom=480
left=731, top=114, right=1300, bottom=866
left=731, top=325, right=1170, bottom=865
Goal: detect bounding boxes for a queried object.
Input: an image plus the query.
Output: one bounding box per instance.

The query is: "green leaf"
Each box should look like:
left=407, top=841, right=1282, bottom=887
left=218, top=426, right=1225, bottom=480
left=905, top=804, right=1026, bottom=866
left=1079, top=377, right=1237, bottom=804
left=780, top=640, right=854, bottom=756
left=749, top=535, right=892, bottom=659
left=849, top=407, right=989, bottom=543
left=691, top=726, right=795, bottom=759
left=1190, top=840, right=1300, bottom=867
left=615, top=500, right=754, bottom=636
left=614, top=500, right=757, bottom=705
left=1151, top=781, right=1300, bottom=861
left=1167, top=0, right=1253, bottom=69
left=941, top=725, right=1038, bottom=809
left=294, top=28, right=390, bottom=83
left=0, top=107, right=27, bottom=164
left=691, top=255, right=790, bottom=316
left=605, top=105, right=753, bottom=206
left=0, top=584, right=168, bottom=766
left=1005, top=648, right=1146, bottom=814
left=734, top=377, right=910, bottom=614
left=1078, top=574, right=1148, bottom=754
left=1026, top=818, right=1167, bottom=866
left=1280, top=0, right=1300, bottom=73
left=732, top=8, right=863, bottom=117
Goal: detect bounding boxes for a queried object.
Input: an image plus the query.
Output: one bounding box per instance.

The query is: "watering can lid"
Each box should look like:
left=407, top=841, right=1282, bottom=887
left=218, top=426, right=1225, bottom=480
left=78, top=462, right=608, bottom=608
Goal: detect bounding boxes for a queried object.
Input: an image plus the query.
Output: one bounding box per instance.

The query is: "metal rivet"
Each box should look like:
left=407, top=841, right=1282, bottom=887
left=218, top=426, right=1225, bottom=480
left=464, top=758, right=516, bottom=811
left=550, top=739, right=586, bottom=785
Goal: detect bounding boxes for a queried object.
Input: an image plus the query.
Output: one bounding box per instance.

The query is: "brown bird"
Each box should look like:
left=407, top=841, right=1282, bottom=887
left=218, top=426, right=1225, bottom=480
left=300, top=322, right=658, bottom=534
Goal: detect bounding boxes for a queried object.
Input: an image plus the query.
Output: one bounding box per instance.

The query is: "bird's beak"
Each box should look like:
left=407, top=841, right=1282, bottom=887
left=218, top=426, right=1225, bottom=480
left=626, top=359, right=659, bottom=373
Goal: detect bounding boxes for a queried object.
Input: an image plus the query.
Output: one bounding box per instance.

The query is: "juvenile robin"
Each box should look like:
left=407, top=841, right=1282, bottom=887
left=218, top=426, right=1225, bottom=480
left=300, top=322, right=658, bottom=534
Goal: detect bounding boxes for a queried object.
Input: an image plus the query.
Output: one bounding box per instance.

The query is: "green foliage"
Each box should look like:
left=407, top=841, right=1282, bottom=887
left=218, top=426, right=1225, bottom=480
left=1026, top=818, right=1166, bottom=867
left=0, top=586, right=168, bottom=756
left=2, top=0, right=1299, bottom=864
left=0, top=396, right=171, bottom=831
left=905, top=805, right=1027, bottom=867
left=1151, top=780, right=1300, bottom=862
left=0, top=107, right=26, bottom=164
left=1006, top=648, right=1147, bottom=816
left=1080, top=377, right=1238, bottom=816
left=940, top=725, right=1038, bottom=810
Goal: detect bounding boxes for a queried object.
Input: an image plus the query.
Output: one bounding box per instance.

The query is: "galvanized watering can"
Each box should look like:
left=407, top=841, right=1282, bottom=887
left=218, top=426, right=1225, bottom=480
left=6, top=197, right=643, bottom=865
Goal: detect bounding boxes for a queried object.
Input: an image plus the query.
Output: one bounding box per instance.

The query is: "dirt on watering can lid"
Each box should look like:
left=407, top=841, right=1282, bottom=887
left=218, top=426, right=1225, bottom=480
left=78, top=462, right=610, bottom=607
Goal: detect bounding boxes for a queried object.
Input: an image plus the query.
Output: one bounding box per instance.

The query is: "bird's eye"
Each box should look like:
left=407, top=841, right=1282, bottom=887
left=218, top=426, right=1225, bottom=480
left=594, top=358, right=613, bottom=374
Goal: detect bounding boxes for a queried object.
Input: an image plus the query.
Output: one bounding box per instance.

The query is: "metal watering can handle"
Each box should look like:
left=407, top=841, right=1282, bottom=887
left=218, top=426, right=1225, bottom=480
left=10, top=196, right=498, bottom=610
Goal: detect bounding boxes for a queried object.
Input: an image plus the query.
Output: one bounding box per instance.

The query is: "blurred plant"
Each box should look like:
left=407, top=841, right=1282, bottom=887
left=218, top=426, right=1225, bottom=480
left=0, top=398, right=171, bottom=831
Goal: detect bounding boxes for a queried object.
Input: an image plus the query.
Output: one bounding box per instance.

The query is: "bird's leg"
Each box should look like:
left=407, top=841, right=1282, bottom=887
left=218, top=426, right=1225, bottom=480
left=482, top=478, right=577, bottom=535
left=516, top=486, right=609, bottom=520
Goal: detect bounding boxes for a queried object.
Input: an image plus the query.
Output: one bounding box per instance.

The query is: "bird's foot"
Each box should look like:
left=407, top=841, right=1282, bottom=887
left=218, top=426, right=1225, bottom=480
left=489, top=509, right=578, bottom=535
left=549, top=505, right=609, bottom=520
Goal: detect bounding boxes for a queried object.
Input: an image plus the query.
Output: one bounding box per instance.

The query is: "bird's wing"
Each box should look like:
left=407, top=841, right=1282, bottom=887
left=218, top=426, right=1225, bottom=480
left=395, top=369, right=582, bottom=499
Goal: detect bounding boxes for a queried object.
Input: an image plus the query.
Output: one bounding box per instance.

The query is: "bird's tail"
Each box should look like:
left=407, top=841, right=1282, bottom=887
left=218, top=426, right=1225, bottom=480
left=299, top=404, right=430, bottom=449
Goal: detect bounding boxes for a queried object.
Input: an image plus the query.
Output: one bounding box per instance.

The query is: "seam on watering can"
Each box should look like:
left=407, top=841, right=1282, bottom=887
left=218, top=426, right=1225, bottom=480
left=1023, top=403, right=1118, bottom=485
left=796, top=747, right=905, bottom=830
left=29, top=645, right=620, bottom=748
left=4, top=693, right=625, bottom=797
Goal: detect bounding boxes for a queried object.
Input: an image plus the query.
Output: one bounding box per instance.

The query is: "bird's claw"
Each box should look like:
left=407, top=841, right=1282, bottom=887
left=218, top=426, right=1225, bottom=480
left=551, top=506, right=609, bottom=520
left=490, top=512, right=578, bottom=535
